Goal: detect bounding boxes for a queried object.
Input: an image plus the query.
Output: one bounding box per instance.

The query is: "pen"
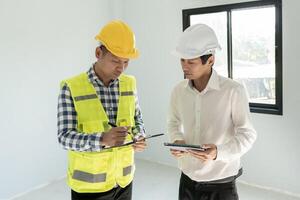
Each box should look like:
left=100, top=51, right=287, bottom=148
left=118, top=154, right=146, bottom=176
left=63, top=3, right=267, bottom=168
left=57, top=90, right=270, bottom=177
left=144, top=133, right=164, bottom=140
left=108, top=122, right=135, bottom=141
left=107, top=122, right=117, bottom=128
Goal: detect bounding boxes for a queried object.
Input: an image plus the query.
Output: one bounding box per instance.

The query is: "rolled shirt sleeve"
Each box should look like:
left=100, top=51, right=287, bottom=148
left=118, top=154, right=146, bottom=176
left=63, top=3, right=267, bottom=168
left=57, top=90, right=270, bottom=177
left=132, top=88, right=146, bottom=138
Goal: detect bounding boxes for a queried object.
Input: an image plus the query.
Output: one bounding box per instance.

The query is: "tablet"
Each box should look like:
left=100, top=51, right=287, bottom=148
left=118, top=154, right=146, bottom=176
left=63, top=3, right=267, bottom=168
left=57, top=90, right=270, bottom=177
left=164, top=142, right=205, bottom=151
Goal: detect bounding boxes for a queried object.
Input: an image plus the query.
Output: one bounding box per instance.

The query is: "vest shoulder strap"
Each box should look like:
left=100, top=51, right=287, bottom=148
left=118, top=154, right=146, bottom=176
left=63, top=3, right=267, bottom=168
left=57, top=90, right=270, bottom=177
left=61, top=73, right=96, bottom=98
left=119, top=74, right=136, bottom=93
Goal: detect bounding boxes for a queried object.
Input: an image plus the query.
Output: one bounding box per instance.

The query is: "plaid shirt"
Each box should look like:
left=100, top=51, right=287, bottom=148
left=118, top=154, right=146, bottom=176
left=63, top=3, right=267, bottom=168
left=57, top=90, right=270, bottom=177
left=57, top=66, right=145, bottom=152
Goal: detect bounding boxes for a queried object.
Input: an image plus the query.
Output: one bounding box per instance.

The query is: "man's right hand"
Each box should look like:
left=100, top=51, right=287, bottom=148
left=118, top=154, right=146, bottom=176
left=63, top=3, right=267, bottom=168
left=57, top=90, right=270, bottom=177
left=170, top=140, right=187, bottom=158
left=101, top=127, right=128, bottom=147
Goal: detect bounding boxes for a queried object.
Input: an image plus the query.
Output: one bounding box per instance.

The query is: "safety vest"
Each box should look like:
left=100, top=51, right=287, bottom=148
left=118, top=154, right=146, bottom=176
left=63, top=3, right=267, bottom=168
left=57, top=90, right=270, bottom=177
left=61, top=72, right=136, bottom=193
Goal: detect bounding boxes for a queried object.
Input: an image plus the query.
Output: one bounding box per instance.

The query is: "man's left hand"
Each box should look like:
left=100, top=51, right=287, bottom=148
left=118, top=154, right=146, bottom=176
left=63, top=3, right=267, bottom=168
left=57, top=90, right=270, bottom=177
left=188, top=144, right=217, bottom=162
left=132, top=136, right=147, bottom=152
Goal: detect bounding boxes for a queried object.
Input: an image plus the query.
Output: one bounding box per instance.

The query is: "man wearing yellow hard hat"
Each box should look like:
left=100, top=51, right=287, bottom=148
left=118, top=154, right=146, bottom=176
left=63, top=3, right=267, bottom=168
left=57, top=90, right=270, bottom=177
left=167, top=23, right=257, bottom=199
left=57, top=20, right=146, bottom=200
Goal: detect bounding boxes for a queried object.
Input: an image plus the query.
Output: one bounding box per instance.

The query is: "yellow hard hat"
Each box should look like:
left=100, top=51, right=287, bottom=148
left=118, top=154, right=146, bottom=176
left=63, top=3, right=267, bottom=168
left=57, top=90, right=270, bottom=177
left=95, top=20, right=139, bottom=59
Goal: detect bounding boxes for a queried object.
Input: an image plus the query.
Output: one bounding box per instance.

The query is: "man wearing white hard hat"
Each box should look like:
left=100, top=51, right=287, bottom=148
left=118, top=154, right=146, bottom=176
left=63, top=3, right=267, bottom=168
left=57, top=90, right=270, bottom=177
left=167, top=23, right=257, bottom=200
left=57, top=20, right=147, bottom=200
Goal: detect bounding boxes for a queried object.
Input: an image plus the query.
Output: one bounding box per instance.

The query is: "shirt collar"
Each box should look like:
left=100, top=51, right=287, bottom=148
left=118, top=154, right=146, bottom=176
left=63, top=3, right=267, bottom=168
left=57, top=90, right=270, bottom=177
left=206, top=69, right=220, bottom=91
left=185, top=69, right=220, bottom=92
left=87, top=64, right=119, bottom=87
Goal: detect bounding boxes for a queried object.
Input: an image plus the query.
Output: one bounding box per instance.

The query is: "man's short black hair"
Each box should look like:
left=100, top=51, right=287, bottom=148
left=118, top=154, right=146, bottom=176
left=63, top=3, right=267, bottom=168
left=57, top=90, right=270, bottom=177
left=200, top=54, right=213, bottom=64
left=99, top=45, right=109, bottom=55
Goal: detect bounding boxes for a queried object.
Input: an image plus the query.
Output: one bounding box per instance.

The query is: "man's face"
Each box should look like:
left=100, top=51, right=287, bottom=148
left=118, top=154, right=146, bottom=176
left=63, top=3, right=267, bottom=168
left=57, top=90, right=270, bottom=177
left=96, top=47, right=129, bottom=80
left=180, top=56, right=213, bottom=80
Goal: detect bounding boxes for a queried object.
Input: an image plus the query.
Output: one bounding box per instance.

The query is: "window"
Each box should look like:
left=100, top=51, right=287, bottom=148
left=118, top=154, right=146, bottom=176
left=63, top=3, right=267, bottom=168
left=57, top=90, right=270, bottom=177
left=183, top=0, right=282, bottom=115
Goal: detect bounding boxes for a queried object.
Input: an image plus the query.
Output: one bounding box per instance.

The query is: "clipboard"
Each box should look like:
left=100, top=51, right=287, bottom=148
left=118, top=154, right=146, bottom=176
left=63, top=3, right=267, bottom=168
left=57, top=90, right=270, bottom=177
left=164, top=142, right=205, bottom=151
left=104, top=133, right=164, bottom=149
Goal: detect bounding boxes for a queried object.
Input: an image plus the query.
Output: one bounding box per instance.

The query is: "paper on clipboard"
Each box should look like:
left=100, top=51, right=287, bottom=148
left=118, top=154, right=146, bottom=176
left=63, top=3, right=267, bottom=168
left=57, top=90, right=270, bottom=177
left=164, top=142, right=205, bottom=151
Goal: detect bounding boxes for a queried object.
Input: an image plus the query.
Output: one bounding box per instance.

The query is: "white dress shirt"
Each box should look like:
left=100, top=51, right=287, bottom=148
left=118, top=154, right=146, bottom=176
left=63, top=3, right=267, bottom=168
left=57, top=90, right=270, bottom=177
left=167, top=69, right=257, bottom=182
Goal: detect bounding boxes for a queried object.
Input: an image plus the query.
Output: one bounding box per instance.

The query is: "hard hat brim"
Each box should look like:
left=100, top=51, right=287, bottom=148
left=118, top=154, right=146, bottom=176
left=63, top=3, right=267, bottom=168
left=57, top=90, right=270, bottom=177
left=95, top=35, right=140, bottom=59
left=171, top=45, right=221, bottom=60
left=95, top=35, right=139, bottom=59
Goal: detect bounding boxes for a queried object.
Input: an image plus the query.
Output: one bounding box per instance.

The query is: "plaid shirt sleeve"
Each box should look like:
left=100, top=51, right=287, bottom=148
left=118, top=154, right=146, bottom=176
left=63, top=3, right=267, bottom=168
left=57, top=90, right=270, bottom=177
left=132, top=90, right=146, bottom=138
left=57, top=84, right=104, bottom=152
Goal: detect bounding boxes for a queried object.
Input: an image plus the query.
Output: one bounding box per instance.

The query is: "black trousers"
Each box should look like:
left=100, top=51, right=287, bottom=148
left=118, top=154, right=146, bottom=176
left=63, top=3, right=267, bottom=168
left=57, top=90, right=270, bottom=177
left=179, top=173, right=239, bottom=200
left=71, top=183, right=132, bottom=200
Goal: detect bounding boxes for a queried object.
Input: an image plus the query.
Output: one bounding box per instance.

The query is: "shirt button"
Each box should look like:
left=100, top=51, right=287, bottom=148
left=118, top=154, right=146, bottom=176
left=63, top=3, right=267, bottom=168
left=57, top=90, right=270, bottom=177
left=109, top=107, right=113, bottom=111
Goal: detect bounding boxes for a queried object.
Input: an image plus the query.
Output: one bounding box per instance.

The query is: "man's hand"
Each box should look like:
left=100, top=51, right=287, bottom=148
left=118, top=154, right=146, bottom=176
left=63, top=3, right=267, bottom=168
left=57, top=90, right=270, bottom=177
left=101, top=127, right=128, bottom=146
left=188, top=144, right=217, bottom=162
left=170, top=140, right=188, bottom=158
left=133, top=136, right=147, bottom=152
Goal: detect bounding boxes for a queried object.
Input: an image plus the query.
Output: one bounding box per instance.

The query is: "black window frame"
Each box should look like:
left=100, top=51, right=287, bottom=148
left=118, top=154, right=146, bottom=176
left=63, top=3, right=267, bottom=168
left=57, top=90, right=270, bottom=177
left=182, top=0, right=283, bottom=115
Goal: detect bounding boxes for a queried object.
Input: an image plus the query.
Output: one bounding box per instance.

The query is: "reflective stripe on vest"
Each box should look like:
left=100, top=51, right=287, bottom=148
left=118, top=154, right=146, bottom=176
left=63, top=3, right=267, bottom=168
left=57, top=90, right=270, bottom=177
left=73, top=170, right=107, bottom=183
left=61, top=72, right=136, bottom=193
left=120, top=91, right=135, bottom=96
left=123, top=166, right=132, bottom=176
left=74, top=94, right=98, bottom=101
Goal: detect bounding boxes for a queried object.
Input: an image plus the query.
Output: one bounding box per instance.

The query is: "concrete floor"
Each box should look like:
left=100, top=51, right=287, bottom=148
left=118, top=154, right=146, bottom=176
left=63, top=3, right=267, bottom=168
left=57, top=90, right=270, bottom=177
left=12, top=159, right=300, bottom=200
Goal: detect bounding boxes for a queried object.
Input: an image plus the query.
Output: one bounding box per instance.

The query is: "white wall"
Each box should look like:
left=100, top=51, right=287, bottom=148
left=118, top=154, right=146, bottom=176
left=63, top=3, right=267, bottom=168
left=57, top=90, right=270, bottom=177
left=0, top=0, right=112, bottom=199
left=1, top=0, right=300, bottom=198
left=119, top=0, right=300, bottom=195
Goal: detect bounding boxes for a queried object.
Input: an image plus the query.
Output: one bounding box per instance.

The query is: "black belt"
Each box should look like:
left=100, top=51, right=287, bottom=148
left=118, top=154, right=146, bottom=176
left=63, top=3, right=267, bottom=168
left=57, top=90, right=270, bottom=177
left=185, top=168, right=243, bottom=184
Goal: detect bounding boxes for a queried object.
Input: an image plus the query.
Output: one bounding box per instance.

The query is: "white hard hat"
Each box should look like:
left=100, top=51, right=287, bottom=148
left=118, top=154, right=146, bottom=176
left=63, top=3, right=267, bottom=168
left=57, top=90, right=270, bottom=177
left=172, top=23, right=221, bottom=59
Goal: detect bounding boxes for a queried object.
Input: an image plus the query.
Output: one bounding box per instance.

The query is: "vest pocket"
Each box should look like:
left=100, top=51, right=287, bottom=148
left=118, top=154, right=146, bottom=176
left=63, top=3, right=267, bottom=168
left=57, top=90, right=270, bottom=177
left=118, top=147, right=134, bottom=177
left=68, top=151, right=115, bottom=192
left=116, top=147, right=135, bottom=187
left=118, top=146, right=134, bottom=167
left=70, top=152, right=112, bottom=180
